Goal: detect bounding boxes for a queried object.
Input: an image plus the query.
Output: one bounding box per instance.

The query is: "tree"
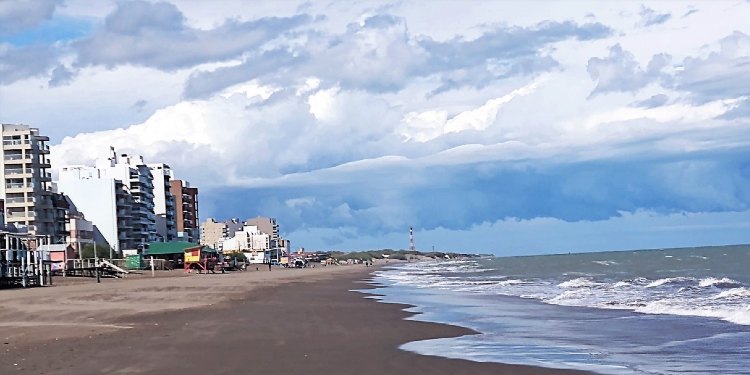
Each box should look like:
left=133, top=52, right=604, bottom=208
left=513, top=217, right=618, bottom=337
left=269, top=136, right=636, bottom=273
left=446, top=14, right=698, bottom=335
left=79, top=243, right=118, bottom=259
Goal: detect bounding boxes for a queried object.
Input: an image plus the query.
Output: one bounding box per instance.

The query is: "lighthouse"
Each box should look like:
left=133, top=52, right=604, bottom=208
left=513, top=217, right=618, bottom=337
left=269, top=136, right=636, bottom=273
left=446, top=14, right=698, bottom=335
left=409, top=226, right=415, bottom=252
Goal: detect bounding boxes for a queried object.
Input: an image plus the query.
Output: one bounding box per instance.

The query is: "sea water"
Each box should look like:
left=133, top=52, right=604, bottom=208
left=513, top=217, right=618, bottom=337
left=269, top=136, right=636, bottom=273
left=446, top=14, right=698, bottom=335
left=366, top=245, right=750, bottom=374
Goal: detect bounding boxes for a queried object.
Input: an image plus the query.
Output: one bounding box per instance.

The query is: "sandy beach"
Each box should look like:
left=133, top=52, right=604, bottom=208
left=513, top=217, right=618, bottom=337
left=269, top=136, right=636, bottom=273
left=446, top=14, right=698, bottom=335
left=0, top=264, right=596, bottom=375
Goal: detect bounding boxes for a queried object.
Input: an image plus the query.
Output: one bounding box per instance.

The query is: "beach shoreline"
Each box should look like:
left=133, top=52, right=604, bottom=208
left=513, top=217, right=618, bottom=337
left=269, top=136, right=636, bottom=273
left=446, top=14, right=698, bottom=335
left=0, top=263, right=597, bottom=375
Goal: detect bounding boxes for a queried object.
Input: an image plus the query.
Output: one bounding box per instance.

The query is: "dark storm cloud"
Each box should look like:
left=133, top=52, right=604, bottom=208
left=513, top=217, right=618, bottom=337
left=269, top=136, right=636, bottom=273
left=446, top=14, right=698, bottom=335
left=203, top=143, right=750, bottom=237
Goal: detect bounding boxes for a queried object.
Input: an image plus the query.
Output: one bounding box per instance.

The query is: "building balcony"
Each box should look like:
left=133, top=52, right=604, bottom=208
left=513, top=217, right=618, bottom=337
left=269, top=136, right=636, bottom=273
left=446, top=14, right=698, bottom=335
left=4, top=167, right=33, bottom=177
left=117, top=210, right=133, bottom=218
left=5, top=211, right=28, bottom=220
left=117, top=223, right=134, bottom=230
left=2, top=139, right=31, bottom=150
left=4, top=184, right=32, bottom=193
left=4, top=197, right=32, bottom=207
left=34, top=144, right=50, bottom=154
left=3, top=154, right=31, bottom=161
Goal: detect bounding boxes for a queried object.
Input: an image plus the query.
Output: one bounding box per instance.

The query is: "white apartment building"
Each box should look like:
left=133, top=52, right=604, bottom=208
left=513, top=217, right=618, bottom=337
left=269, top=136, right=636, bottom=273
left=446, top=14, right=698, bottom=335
left=95, top=151, right=156, bottom=245
left=245, top=217, right=279, bottom=242
left=220, top=224, right=273, bottom=264
left=221, top=225, right=271, bottom=252
left=148, top=163, right=177, bottom=242
left=57, top=165, right=136, bottom=254
left=0, top=124, right=55, bottom=237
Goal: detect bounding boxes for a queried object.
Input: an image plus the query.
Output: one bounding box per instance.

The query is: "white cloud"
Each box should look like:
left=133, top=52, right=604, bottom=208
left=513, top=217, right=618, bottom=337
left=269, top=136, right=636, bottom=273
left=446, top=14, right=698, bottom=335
left=399, top=77, right=546, bottom=142
left=307, top=86, right=341, bottom=122
left=11, top=0, right=750, bottom=252
left=573, top=98, right=739, bottom=133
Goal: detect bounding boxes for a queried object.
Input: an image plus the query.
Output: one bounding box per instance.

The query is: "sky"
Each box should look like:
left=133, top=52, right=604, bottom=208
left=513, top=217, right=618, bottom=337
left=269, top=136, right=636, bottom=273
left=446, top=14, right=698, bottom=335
left=1, top=0, right=750, bottom=255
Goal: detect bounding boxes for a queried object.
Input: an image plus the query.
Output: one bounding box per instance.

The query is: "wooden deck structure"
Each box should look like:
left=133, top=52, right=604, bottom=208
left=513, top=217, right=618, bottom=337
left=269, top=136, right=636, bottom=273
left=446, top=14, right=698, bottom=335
left=0, top=232, right=53, bottom=288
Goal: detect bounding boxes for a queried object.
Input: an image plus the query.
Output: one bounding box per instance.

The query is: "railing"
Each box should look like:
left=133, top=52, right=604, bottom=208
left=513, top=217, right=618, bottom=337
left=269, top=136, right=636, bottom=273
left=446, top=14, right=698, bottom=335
left=3, top=168, right=32, bottom=175
left=2, top=139, right=29, bottom=146
left=5, top=183, right=31, bottom=189
left=4, top=154, right=30, bottom=161
left=5, top=197, right=32, bottom=204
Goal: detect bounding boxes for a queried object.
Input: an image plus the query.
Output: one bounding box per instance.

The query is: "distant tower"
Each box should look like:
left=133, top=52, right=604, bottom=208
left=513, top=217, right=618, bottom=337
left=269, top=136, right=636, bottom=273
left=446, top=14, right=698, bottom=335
left=409, top=226, right=415, bottom=252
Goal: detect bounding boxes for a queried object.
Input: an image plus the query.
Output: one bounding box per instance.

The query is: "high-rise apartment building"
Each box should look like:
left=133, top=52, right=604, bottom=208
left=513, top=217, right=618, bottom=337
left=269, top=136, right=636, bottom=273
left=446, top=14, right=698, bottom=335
left=57, top=165, right=136, bottom=254
left=170, top=179, right=198, bottom=243
left=148, top=163, right=177, bottom=242
left=0, top=124, right=55, bottom=237
left=96, top=151, right=156, bottom=245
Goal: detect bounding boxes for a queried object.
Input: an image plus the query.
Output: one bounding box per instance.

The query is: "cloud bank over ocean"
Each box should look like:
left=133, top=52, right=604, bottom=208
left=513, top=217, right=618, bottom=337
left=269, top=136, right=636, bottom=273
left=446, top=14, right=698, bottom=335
left=1, top=1, right=749, bottom=253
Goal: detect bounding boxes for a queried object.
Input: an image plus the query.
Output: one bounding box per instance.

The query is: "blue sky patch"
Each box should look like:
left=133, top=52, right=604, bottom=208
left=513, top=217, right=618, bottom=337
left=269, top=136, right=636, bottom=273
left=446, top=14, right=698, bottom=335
left=1, top=17, right=92, bottom=46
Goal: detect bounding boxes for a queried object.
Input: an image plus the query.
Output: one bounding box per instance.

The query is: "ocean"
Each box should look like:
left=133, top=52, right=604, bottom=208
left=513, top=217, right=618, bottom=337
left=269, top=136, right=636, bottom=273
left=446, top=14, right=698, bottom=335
left=365, top=245, right=750, bottom=374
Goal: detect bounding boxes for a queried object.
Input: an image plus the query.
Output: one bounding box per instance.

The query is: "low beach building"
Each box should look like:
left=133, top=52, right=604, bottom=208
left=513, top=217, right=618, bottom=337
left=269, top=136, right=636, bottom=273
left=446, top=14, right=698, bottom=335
left=144, top=241, right=199, bottom=264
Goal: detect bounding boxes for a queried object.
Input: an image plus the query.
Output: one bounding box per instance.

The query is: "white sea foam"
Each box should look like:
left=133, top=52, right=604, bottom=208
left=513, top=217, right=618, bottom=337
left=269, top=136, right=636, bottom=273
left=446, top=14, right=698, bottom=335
left=547, top=289, right=591, bottom=303
left=592, top=260, right=618, bottom=266
left=712, top=288, right=750, bottom=300
left=635, top=302, right=750, bottom=326
left=699, top=277, right=742, bottom=288
left=646, top=277, right=694, bottom=288
left=724, top=307, right=750, bottom=325
left=613, top=277, right=648, bottom=288
left=379, top=257, right=750, bottom=328
left=497, top=279, right=528, bottom=286
left=558, top=277, right=600, bottom=288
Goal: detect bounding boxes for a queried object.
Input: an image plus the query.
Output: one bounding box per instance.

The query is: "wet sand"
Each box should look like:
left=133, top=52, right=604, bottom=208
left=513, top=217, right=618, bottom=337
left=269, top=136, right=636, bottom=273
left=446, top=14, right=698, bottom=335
left=0, top=264, right=596, bottom=375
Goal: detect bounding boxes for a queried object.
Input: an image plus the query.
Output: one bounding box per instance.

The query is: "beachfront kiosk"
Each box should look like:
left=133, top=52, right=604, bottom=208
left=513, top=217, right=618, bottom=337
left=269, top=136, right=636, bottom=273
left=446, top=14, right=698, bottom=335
left=183, top=245, right=218, bottom=273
